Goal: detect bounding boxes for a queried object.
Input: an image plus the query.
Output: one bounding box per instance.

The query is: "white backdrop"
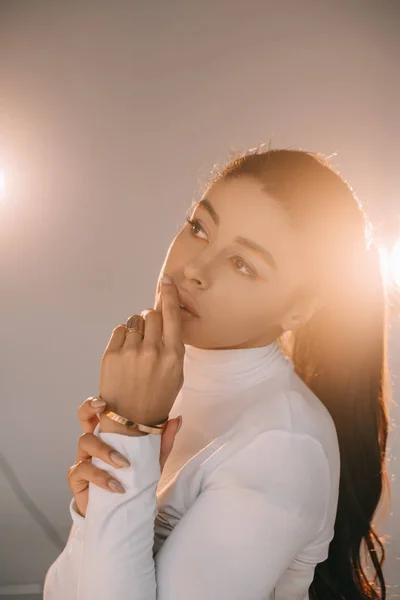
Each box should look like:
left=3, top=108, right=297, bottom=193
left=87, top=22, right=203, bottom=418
left=0, top=0, right=399, bottom=596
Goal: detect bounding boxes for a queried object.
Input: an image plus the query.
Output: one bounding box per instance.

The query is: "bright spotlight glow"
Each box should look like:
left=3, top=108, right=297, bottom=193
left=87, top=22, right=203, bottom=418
left=389, top=238, right=400, bottom=289
left=379, top=246, right=391, bottom=288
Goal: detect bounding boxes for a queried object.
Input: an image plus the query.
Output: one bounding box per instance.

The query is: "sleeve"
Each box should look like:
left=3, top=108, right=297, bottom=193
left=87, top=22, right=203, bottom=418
left=77, top=430, right=162, bottom=600
left=43, top=502, right=85, bottom=599
left=153, top=430, right=330, bottom=600
left=44, top=429, right=330, bottom=600
left=43, top=426, right=162, bottom=600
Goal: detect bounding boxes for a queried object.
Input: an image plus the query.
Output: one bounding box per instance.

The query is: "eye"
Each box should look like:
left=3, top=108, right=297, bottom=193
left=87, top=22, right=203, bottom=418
left=230, top=256, right=257, bottom=278
left=185, top=217, right=258, bottom=279
left=185, top=216, right=207, bottom=240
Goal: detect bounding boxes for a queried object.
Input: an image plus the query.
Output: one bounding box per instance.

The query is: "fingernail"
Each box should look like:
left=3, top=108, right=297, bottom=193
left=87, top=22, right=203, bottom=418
left=91, top=398, right=106, bottom=408
left=177, top=415, right=183, bottom=433
left=162, top=274, right=173, bottom=285
left=110, top=450, right=131, bottom=467
left=108, top=479, right=125, bottom=493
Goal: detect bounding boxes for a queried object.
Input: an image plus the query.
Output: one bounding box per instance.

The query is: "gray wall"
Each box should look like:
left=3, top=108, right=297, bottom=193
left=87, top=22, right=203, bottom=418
left=1, top=0, right=399, bottom=595
left=0, top=597, right=41, bottom=600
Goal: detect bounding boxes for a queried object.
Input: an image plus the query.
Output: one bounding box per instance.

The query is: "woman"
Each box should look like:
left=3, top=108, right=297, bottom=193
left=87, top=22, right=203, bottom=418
left=44, top=148, right=390, bottom=599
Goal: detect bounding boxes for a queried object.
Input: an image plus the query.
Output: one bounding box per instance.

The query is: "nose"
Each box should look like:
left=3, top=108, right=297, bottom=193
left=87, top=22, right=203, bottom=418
left=182, top=277, right=203, bottom=291
left=182, top=241, right=220, bottom=289
left=183, top=264, right=207, bottom=289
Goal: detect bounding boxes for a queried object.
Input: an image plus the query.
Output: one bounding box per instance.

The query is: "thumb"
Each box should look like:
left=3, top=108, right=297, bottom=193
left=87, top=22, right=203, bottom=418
left=159, top=416, right=182, bottom=472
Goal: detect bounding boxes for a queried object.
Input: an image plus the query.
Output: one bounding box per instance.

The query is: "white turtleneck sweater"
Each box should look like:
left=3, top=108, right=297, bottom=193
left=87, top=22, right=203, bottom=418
left=44, top=341, right=340, bottom=600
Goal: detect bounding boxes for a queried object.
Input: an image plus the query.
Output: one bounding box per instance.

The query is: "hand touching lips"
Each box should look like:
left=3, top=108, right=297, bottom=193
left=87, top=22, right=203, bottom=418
left=177, top=290, right=200, bottom=317
left=155, top=279, right=200, bottom=318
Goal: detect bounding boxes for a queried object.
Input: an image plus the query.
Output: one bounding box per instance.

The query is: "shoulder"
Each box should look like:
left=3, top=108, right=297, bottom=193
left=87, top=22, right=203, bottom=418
left=198, top=369, right=341, bottom=526
left=285, top=371, right=338, bottom=441
left=242, top=368, right=340, bottom=472
left=205, top=428, right=331, bottom=530
left=282, top=372, right=341, bottom=484
left=210, top=428, right=330, bottom=494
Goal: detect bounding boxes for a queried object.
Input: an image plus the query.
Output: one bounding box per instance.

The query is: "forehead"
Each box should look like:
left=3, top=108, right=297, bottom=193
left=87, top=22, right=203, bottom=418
left=204, top=177, right=301, bottom=262
left=207, top=177, right=291, bottom=228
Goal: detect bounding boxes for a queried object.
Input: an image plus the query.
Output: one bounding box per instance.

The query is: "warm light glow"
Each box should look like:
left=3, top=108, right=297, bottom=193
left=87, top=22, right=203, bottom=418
left=379, top=246, right=390, bottom=288
left=0, top=168, right=5, bottom=201
left=389, top=238, right=400, bottom=289
left=380, top=237, right=400, bottom=291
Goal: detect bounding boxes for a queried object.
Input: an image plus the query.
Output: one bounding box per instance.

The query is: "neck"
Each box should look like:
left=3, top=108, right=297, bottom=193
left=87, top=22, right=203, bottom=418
left=192, top=327, right=284, bottom=351
left=182, top=338, right=292, bottom=394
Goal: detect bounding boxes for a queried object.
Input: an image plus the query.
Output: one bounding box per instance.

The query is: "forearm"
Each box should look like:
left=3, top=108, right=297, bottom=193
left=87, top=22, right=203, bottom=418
left=77, top=429, right=161, bottom=600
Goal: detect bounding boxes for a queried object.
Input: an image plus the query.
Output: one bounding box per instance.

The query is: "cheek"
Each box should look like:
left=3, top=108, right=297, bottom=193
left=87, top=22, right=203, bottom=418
left=208, top=293, right=270, bottom=324
left=157, top=234, right=184, bottom=279
left=165, top=230, right=189, bottom=266
left=225, top=286, right=285, bottom=326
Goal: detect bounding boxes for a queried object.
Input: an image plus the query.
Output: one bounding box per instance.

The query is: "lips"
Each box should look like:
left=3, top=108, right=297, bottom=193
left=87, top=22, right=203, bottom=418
left=177, top=290, right=200, bottom=317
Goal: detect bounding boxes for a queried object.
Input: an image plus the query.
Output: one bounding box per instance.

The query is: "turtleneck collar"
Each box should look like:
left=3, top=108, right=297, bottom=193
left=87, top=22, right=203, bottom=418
left=182, top=339, right=292, bottom=394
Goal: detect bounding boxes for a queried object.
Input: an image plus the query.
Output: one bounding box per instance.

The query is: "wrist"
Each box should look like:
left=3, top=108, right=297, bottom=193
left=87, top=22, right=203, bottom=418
left=104, top=405, right=169, bottom=428
left=99, top=413, right=149, bottom=436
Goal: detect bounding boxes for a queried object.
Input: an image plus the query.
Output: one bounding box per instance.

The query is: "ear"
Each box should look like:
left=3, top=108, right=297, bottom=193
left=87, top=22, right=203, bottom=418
left=280, top=293, right=324, bottom=332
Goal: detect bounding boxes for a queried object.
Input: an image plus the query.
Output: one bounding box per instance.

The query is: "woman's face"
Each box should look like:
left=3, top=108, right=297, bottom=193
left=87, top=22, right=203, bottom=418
left=154, top=176, right=316, bottom=350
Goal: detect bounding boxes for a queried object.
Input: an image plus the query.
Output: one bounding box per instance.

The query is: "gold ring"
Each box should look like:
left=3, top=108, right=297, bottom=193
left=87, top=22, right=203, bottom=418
left=126, top=314, right=145, bottom=337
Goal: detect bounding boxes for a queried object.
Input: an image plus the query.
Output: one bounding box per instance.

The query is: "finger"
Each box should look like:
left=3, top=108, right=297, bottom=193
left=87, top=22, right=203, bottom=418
left=160, top=277, right=184, bottom=351
left=76, top=432, right=131, bottom=468
left=140, top=309, right=163, bottom=348
left=68, top=460, right=126, bottom=494
left=103, top=324, right=127, bottom=354
left=123, top=315, right=145, bottom=350
left=77, top=397, right=107, bottom=433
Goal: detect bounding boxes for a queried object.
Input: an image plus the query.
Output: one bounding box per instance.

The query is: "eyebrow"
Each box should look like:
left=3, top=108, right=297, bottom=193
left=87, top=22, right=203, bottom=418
left=196, top=198, right=278, bottom=270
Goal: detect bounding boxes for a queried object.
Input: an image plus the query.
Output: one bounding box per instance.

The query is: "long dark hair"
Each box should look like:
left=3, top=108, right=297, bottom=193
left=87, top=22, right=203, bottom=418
left=208, top=148, right=391, bottom=599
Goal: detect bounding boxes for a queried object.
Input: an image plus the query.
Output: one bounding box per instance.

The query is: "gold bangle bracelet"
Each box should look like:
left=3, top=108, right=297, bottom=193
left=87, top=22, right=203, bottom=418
left=103, top=408, right=168, bottom=435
